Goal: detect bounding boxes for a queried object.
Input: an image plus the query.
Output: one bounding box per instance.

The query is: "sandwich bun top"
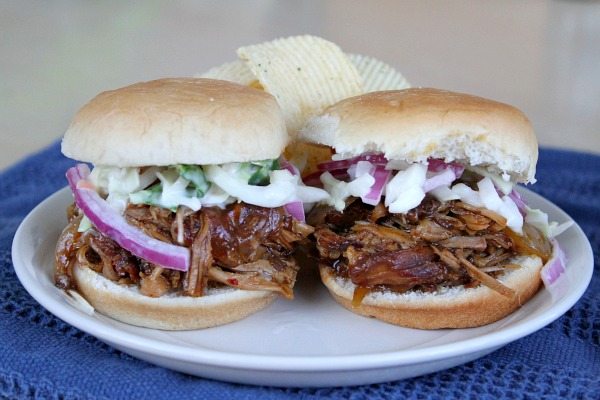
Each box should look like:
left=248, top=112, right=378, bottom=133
left=300, top=88, right=538, bottom=183
left=62, top=78, right=287, bottom=167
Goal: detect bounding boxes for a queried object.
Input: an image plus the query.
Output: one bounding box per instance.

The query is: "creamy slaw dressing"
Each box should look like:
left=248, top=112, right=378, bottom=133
left=89, top=161, right=329, bottom=215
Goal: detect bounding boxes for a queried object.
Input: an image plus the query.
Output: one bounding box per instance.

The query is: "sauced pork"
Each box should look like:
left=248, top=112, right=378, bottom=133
left=311, top=196, right=552, bottom=300
left=55, top=202, right=314, bottom=298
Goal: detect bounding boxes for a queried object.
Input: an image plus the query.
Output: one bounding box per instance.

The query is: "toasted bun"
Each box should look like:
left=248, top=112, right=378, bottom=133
left=319, top=255, right=543, bottom=329
left=73, top=263, right=276, bottom=330
left=300, top=88, right=538, bottom=183
left=62, top=78, right=287, bottom=167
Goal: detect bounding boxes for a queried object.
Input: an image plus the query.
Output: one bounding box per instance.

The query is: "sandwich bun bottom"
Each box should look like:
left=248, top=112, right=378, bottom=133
left=319, top=255, right=543, bottom=329
left=73, top=262, right=277, bottom=330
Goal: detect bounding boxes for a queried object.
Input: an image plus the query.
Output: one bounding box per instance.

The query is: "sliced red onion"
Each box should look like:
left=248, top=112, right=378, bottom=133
left=66, top=164, right=190, bottom=271
left=317, top=153, right=387, bottom=172
left=308, top=153, right=385, bottom=186
left=284, top=201, right=305, bottom=222
left=361, top=166, right=391, bottom=206
left=428, top=158, right=465, bottom=177
left=423, top=168, right=457, bottom=193
left=508, top=189, right=527, bottom=216
left=451, top=164, right=465, bottom=178
left=67, top=163, right=90, bottom=191
left=541, top=239, right=570, bottom=300
left=279, top=157, right=300, bottom=176
left=541, top=239, right=567, bottom=286
left=279, top=157, right=307, bottom=221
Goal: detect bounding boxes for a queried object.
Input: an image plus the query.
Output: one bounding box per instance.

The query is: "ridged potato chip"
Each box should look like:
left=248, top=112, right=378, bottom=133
left=199, top=54, right=411, bottom=93
left=237, top=35, right=363, bottom=133
left=196, top=36, right=411, bottom=141
left=347, top=53, right=411, bottom=92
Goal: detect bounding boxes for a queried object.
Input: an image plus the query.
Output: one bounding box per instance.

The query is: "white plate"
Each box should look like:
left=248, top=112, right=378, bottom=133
left=12, top=187, right=593, bottom=387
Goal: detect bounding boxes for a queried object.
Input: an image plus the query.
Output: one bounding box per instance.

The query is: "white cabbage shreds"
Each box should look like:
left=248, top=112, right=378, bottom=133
left=477, top=177, right=523, bottom=233
left=428, top=176, right=524, bottom=233
left=430, top=176, right=524, bottom=233
left=384, top=163, right=427, bottom=213
left=315, top=156, right=565, bottom=239
left=155, top=170, right=202, bottom=211
left=91, top=162, right=330, bottom=215
left=525, top=206, right=573, bottom=238
left=90, top=166, right=141, bottom=194
left=272, top=169, right=330, bottom=203
left=321, top=171, right=374, bottom=211
left=429, top=186, right=460, bottom=202
left=197, top=185, right=232, bottom=207
left=449, top=183, right=485, bottom=207
left=90, top=166, right=155, bottom=213
left=205, top=165, right=328, bottom=208
left=467, top=165, right=514, bottom=195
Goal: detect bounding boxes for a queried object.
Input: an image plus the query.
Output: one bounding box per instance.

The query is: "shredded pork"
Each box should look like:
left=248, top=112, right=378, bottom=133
left=55, top=202, right=313, bottom=299
left=312, top=196, right=552, bottom=301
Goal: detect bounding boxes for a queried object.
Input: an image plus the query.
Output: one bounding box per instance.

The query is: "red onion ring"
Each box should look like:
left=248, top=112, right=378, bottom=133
left=541, top=239, right=567, bottom=286
left=66, top=164, right=190, bottom=271
left=361, top=166, right=391, bottom=206
left=508, top=189, right=527, bottom=216
left=279, top=157, right=306, bottom=221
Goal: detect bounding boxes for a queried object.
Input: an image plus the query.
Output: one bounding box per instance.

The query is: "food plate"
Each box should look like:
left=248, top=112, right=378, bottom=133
left=12, top=187, right=593, bottom=387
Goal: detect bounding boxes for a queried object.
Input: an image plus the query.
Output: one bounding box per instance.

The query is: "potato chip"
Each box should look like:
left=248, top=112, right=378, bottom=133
left=348, top=53, right=411, bottom=92
left=199, top=53, right=410, bottom=93
left=237, top=35, right=363, bottom=133
left=197, top=60, right=256, bottom=86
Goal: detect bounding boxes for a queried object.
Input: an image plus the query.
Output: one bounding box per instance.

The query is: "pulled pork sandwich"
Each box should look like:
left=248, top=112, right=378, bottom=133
left=299, top=88, right=571, bottom=329
left=55, top=78, right=328, bottom=330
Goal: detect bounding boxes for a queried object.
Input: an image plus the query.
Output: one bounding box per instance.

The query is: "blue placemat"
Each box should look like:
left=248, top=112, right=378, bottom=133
left=1, top=142, right=598, bottom=399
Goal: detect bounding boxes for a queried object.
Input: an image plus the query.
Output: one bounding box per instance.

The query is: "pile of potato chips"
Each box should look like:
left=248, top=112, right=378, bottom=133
left=198, top=35, right=410, bottom=134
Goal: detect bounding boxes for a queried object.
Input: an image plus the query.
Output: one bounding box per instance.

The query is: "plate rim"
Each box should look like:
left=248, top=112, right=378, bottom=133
left=11, top=186, right=594, bottom=372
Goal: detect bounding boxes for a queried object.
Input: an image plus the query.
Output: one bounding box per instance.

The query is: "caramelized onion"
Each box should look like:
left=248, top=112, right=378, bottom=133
left=506, top=224, right=552, bottom=263
left=370, top=202, right=388, bottom=222
left=352, top=286, right=370, bottom=308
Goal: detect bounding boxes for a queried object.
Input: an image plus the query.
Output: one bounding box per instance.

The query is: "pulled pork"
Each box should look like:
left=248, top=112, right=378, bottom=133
left=55, top=202, right=314, bottom=299
left=312, top=196, right=552, bottom=303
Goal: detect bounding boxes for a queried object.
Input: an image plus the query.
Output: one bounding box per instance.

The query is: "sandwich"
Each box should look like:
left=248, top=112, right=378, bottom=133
left=299, top=88, right=571, bottom=329
left=54, top=78, right=328, bottom=330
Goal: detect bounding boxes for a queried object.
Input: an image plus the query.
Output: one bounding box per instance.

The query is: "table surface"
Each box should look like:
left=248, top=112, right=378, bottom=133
left=2, top=1, right=599, bottom=170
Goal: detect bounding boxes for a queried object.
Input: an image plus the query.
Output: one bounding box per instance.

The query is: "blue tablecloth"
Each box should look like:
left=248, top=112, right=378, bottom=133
left=1, top=142, right=598, bottom=399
